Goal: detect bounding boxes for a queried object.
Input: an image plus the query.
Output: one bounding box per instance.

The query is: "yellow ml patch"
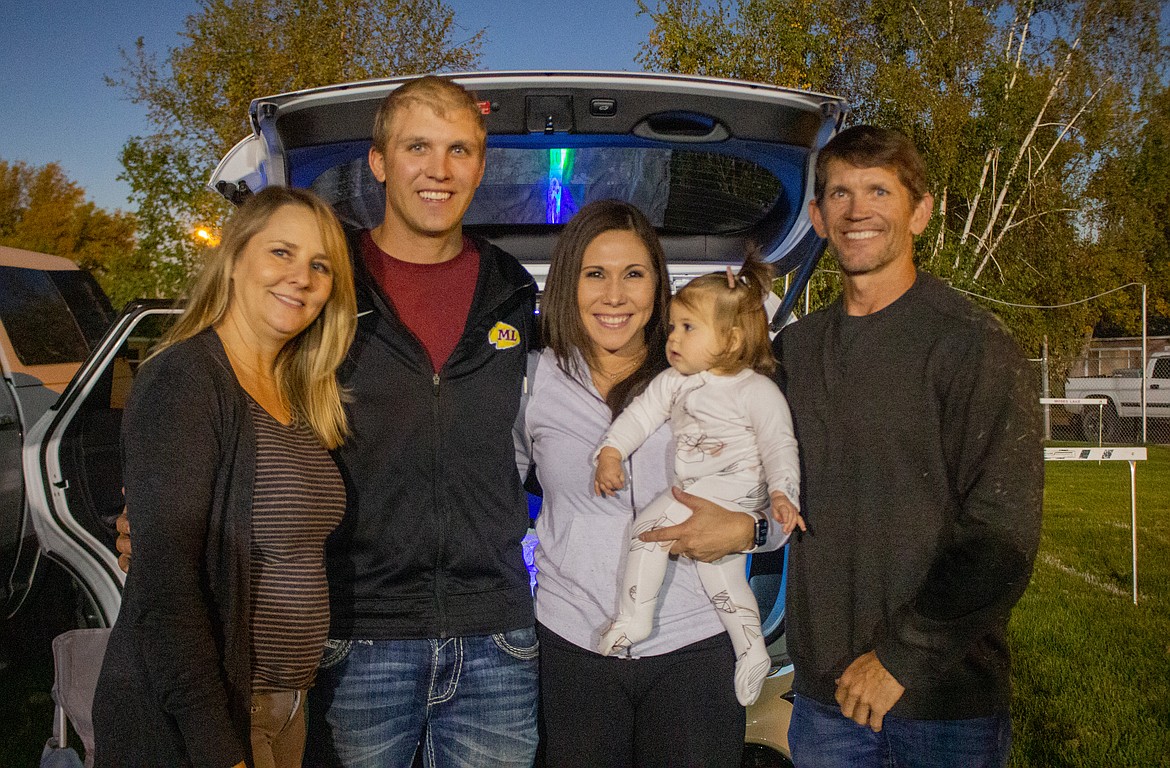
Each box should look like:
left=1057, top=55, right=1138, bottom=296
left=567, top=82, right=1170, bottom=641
left=488, top=321, right=521, bottom=350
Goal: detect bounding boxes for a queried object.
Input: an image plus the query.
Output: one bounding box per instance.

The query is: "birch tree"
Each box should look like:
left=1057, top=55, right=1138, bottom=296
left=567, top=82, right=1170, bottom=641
left=637, top=0, right=1167, bottom=360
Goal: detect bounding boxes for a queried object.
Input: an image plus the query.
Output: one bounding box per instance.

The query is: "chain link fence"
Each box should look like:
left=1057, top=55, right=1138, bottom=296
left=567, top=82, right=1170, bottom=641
left=1033, top=340, right=1170, bottom=445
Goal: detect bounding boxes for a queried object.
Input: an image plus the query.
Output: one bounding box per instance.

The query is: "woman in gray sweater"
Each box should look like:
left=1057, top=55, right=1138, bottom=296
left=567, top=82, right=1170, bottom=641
left=93, top=187, right=356, bottom=768
left=518, top=200, right=786, bottom=767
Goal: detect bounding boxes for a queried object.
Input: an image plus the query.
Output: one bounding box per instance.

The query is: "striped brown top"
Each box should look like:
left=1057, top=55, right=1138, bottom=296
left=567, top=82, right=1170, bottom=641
left=247, top=399, right=345, bottom=693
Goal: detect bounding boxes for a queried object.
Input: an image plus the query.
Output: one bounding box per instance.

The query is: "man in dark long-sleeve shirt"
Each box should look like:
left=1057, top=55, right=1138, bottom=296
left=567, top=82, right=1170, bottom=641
left=777, top=126, right=1043, bottom=767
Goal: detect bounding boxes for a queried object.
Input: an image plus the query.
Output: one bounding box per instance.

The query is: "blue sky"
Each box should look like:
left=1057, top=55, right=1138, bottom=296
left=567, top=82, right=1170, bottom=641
left=0, top=0, right=653, bottom=211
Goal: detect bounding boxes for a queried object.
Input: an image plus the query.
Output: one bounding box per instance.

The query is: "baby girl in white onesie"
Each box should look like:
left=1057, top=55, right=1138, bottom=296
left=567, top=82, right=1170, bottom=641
left=594, top=260, right=805, bottom=707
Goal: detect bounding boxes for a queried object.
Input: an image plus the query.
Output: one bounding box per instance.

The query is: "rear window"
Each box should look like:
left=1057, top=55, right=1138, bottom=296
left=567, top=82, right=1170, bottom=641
left=306, top=143, right=790, bottom=235
left=0, top=267, right=115, bottom=366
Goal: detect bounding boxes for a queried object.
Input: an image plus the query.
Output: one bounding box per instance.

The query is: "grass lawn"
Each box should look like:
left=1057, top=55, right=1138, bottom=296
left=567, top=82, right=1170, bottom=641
left=1010, top=444, right=1170, bottom=766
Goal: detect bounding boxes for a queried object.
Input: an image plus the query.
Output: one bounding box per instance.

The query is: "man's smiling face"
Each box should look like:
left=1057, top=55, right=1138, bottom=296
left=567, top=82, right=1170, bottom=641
left=368, top=101, right=486, bottom=242
left=809, top=160, right=932, bottom=278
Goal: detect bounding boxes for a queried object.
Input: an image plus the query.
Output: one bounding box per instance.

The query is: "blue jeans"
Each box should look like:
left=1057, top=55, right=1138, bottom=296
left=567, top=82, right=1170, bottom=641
left=305, top=629, right=539, bottom=768
left=788, top=694, right=1011, bottom=768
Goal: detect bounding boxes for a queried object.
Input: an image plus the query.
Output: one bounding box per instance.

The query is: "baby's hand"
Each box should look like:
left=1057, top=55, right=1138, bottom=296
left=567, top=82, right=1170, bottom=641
left=770, top=491, right=806, bottom=535
left=594, top=447, right=627, bottom=496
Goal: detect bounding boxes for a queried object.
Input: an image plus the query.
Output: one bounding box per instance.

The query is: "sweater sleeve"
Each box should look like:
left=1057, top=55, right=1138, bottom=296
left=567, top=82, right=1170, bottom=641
left=744, top=374, right=801, bottom=509
left=121, top=352, right=248, bottom=768
left=875, top=329, right=1043, bottom=688
left=740, top=374, right=801, bottom=553
left=595, top=368, right=678, bottom=462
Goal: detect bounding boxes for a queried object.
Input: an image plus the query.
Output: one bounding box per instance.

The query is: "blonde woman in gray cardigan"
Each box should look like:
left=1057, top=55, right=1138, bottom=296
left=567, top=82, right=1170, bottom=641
left=94, top=187, right=356, bottom=768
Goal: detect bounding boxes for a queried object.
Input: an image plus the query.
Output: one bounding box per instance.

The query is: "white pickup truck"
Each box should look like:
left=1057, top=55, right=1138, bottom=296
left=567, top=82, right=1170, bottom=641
left=1065, top=353, right=1170, bottom=441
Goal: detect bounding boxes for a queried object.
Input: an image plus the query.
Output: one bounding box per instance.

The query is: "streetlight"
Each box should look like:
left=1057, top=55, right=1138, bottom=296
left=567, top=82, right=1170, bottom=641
left=193, top=227, right=220, bottom=247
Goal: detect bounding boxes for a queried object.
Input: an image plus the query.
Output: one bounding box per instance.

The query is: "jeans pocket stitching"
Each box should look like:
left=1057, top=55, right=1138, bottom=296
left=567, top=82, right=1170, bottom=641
left=491, top=630, right=539, bottom=661
left=317, top=638, right=354, bottom=671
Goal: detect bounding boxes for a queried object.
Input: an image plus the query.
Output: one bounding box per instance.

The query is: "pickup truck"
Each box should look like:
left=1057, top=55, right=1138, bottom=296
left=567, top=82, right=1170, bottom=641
left=1065, top=353, right=1170, bottom=442
left=0, top=245, right=115, bottom=637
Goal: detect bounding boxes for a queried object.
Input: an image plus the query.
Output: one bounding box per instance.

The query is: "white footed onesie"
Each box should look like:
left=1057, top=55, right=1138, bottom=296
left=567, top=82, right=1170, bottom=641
left=594, top=366, right=799, bottom=706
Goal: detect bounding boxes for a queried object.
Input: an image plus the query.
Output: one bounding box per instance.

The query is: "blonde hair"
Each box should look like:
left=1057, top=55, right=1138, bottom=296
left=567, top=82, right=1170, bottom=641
left=155, top=187, right=357, bottom=448
left=672, top=254, right=775, bottom=376
left=372, top=75, right=486, bottom=155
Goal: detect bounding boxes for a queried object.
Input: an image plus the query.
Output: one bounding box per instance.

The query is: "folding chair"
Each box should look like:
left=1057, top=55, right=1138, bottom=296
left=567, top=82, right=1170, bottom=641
left=41, top=628, right=110, bottom=768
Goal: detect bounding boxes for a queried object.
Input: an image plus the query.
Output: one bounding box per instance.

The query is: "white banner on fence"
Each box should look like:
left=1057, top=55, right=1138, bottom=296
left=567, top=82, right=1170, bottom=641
left=1044, top=446, right=1147, bottom=461
left=1040, top=397, right=1108, bottom=406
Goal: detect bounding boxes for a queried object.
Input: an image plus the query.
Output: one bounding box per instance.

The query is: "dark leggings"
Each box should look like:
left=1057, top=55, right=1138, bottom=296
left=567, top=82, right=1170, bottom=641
left=536, top=624, right=744, bottom=768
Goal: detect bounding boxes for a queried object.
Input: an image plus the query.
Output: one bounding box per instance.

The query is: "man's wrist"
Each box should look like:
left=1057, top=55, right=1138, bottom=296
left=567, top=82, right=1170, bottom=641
left=739, top=510, right=766, bottom=553
left=753, top=512, right=768, bottom=548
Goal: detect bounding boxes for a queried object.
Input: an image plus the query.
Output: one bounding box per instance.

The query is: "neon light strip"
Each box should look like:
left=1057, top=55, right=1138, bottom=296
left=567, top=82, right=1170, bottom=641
left=546, top=148, right=573, bottom=224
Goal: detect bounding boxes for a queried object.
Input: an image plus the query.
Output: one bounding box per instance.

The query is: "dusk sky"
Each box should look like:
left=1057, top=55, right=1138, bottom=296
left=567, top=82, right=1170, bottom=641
left=1, top=0, right=654, bottom=211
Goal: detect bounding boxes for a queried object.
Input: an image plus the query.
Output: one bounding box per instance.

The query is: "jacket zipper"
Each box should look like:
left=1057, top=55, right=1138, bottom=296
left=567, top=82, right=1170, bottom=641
left=433, top=371, right=448, bottom=638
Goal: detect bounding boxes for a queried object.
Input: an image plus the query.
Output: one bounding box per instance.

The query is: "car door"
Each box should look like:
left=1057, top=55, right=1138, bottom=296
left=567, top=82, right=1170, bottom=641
left=23, top=301, right=181, bottom=627
left=212, top=71, right=846, bottom=305
left=0, top=249, right=117, bottom=616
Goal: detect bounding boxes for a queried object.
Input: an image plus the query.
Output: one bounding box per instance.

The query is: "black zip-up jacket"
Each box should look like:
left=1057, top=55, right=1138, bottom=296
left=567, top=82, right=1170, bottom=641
left=327, top=228, right=537, bottom=639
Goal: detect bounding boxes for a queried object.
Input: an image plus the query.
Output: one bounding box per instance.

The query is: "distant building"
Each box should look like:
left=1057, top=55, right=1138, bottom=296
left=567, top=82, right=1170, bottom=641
left=1072, top=336, right=1170, bottom=377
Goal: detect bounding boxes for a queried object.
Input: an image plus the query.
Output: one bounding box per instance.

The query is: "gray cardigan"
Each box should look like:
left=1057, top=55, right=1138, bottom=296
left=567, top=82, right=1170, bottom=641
left=94, top=329, right=256, bottom=768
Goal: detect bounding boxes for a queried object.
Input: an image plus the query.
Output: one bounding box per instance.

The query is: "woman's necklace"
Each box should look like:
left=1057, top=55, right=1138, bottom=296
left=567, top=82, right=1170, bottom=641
left=219, top=330, right=290, bottom=424
left=589, top=353, right=644, bottom=395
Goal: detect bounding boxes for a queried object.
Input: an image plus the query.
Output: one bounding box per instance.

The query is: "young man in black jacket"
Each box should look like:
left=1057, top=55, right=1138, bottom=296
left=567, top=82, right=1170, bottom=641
left=306, top=76, right=538, bottom=768
left=776, top=125, right=1043, bottom=766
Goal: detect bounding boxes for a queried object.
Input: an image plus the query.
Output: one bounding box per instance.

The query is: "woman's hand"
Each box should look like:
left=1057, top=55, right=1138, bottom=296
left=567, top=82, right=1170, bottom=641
left=637, top=487, right=755, bottom=562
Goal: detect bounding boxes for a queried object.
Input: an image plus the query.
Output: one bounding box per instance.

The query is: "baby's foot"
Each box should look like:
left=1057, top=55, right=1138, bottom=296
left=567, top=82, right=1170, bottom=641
left=734, top=644, right=771, bottom=706
left=597, top=623, right=631, bottom=656
left=597, top=613, right=653, bottom=656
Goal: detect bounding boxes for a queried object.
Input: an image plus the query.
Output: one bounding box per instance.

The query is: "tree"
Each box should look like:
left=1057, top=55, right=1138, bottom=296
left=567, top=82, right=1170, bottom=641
left=109, top=0, right=485, bottom=298
left=0, top=159, right=138, bottom=306
left=1085, top=80, right=1170, bottom=336
left=636, top=0, right=1168, bottom=368
left=636, top=0, right=849, bottom=92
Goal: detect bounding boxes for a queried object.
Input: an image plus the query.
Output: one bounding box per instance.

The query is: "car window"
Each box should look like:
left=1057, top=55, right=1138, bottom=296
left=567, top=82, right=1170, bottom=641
left=48, top=270, right=117, bottom=349
left=303, top=142, right=795, bottom=237
left=0, top=266, right=112, bottom=366
left=1154, top=357, right=1170, bottom=379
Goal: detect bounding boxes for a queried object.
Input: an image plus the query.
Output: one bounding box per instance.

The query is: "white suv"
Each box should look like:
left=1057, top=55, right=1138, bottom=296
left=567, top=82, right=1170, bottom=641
left=25, top=71, right=847, bottom=767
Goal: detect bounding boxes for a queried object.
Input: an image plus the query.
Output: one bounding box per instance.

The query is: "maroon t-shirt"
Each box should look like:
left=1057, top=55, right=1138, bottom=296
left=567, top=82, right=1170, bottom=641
left=361, top=232, right=480, bottom=372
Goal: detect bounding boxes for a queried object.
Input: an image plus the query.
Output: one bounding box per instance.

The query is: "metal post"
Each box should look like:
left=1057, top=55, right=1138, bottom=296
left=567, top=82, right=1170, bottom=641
left=1141, top=284, right=1148, bottom=444
left=1041, top=336, right=1050, bottom=440
left=1097, top=402, right=1104, bottom=447
left=1130, top=459, right=1139, bottom=605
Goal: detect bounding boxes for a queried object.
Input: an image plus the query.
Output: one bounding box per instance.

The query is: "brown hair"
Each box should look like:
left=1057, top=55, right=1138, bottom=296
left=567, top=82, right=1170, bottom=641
left=815, top=125, right=928, bottom=204
left=154, top=187, right=357, bottom=448
left=371, top=75, right=486, bottom=155
left=671, top=253, right=775, bottom=376
left=541, top=199, right=671, bottom=416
